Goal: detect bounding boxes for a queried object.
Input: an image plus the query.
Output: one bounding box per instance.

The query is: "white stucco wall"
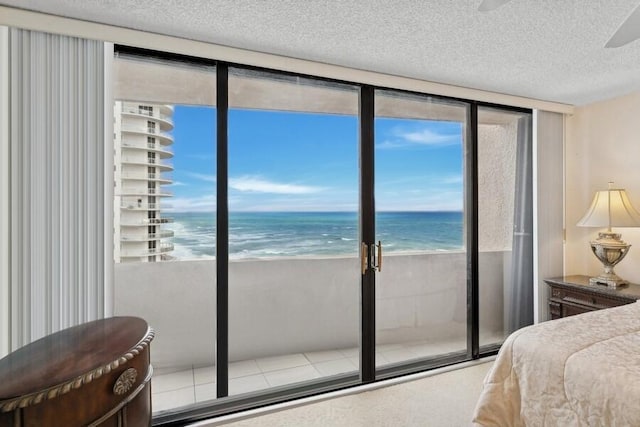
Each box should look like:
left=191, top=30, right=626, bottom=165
left=478, top=123, right=518, bottom=252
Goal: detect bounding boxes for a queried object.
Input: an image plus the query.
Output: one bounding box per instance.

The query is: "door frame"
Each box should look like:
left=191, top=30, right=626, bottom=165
left=112, top=45, right=532, bottom=426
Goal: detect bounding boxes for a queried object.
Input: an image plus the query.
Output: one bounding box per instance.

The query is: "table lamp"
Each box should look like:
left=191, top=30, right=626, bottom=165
left=577, top=182, right=640, bottom=287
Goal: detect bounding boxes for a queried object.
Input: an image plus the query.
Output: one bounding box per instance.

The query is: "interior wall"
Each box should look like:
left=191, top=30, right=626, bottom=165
left=565, top=91, right=640, bottom=284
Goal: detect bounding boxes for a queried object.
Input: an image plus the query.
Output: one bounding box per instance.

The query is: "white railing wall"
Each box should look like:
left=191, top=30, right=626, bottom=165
left=114, top=251, right=507, bottom=370
left=8, top=28, right=107, bottom=350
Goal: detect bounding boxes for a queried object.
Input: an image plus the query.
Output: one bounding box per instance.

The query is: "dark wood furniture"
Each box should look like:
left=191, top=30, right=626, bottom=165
left=0, top=317, right=154, bottom=427
left=545, top=275, right=640, bottom=319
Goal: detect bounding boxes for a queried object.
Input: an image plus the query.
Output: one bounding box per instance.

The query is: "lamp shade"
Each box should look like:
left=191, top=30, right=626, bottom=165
left=577, top=187, right=640, bottom=229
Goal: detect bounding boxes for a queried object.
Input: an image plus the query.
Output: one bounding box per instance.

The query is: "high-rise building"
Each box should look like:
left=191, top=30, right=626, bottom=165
left=113, top=102, right=175, bottom=262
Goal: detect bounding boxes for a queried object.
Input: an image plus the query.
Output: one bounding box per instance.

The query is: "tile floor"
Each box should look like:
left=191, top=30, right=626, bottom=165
left=151, top=337, right=491, bottom=414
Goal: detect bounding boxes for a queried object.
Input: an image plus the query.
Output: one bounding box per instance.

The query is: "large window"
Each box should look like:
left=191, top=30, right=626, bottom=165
left=111, top=48, right=533, bottom=424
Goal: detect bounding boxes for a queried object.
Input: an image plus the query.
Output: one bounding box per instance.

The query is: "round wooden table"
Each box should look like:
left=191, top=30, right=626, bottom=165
left=0, top=317, right=154, bottom=426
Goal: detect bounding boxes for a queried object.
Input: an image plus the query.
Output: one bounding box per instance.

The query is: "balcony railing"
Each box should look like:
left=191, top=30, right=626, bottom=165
left=146, top=142, right=173, bottom=154
left=120, top=141, right=173, bottom=156
left=119, top=188, right=173, bottom=197
left=148, top=188, right=173, bottom=196
left=159, top=243, right=174, bottom=251
left=147, top=127, right=172, bottom=139
left=120, top=243, right=174, bottom=258
left=120, top=157, right=174, bottom=170
left=113, top=250, right=509, bottom=373
left=120, top=230, right=175, bottom=241
left=120, top=172, right=173, bottom=182
left=121, top=103, right=174, bottom=126
left=119, top=217, right=174, bottom=226
left=120, top=202, right=173, bottom=210
left=145, top=217, right=173, bottom=224
left=121, top=126, right=173, bottom=142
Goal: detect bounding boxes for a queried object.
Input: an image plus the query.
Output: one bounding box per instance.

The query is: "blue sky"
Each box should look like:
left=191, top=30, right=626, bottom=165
left=169, top=105, right=463, bottom=212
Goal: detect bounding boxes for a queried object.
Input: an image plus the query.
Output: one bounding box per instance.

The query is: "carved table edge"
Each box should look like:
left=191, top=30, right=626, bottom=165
left=0, top=326, right=155, bottom=412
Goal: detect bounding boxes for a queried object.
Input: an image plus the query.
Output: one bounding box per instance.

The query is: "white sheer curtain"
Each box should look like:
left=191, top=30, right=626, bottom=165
left=507, top=115, right=534, bottom=333
left=8, top=28, right=107, bottom=350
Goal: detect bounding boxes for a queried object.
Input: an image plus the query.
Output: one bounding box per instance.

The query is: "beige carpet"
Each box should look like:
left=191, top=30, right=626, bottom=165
left=196, top=360, right=492, bottom=427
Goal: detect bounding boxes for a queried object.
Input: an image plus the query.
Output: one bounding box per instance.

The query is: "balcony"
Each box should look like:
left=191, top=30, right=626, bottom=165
left=120, top=173, right=172, bottom=184
left=121, top=126, right=173, bottom=143
left=121, top=141, right=173, bottom=158
left=120, top=217, right=174, bottom=226
left=121, top=102, right=174, bottom=129
left=145, top=217, right=174, bottom=225
left=121, top=157, right=174, bottom=171
left=120, top=230, right=174, bottom=241
left=149, top=188, right=172, bottom=196
left=120, top=243, right=174, bottom=258
left=147, top=172, right=173, bottom=181
left=120, top=202, right=172, bottom=210
left=113, top=250, right=509, bottom=413
left=119, top=188, right=173, bottom=197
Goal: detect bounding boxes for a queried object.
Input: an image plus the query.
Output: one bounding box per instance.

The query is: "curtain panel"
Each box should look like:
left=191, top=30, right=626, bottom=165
left=8, top=28, right=106, bottom=350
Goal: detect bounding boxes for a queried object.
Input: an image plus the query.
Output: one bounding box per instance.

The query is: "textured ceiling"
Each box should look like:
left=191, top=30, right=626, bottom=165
left=3, top=0, right=640, bottom=105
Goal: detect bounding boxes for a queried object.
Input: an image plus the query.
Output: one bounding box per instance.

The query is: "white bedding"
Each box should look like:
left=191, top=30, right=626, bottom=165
left=472, top=301, right=640, bottom=426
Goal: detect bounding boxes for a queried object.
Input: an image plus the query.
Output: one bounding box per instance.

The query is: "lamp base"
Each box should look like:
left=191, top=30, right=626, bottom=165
left=589, top=232, right=631, bottom=288
left=589, top=275, right=627, bottom=288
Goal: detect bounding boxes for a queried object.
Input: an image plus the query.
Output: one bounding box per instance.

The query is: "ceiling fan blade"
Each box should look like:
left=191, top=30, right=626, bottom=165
left=478, top=0, right=512, bottom=12
left=606, top=4, right=640, bottom=48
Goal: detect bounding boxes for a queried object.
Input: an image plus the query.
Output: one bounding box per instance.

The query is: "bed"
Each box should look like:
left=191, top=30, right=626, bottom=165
left=472, top=300, right=640, bottom=426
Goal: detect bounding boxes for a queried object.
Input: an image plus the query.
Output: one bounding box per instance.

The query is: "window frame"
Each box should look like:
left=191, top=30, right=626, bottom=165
left=113, top=45, right=532, bottom=426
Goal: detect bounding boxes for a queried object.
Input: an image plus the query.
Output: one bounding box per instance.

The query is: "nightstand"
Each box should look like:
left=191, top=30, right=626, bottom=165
left=545, top=275, right=640, bottom=319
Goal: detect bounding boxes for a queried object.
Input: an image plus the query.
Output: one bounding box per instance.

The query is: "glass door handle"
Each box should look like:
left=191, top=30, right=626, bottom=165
left=361, top=242, right=368, bottom=275
left=361, top=242, right=382, bottom=274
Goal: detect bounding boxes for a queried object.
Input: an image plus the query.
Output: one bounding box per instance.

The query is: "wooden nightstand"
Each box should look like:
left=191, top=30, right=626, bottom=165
left=545, top=275, right=640, bottom=319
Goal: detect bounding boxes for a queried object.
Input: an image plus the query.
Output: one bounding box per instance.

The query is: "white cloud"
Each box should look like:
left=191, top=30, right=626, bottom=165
left=378, top=127, right=460, bottom=149
left=401, top=129, right=459, bottom=145
left=169, top=195, right=216, bottom=212
left=229, top=176, right=325, bottom=194
left=172, top=181, right=187, bottom=186
left=187, top=172, right=216, bottom=183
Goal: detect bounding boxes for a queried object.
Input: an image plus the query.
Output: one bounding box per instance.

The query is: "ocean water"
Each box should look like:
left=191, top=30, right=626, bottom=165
left=169, top=211, right=463, bottom=260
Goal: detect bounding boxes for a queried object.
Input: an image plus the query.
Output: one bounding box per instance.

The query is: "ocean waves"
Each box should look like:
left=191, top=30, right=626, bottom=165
left=168, top=211, right=463, bottom=261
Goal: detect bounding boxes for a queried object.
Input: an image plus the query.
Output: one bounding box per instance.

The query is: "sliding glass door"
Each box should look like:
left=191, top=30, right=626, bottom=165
left=373, top=90, right=470, bottom=370
left=110, top=47, right=534, bottom=426
left=110, top=53, right=219, bottom=413
left=226, top=68, right=361, bottom=396
left=477, top=107, right=533, bottom=349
